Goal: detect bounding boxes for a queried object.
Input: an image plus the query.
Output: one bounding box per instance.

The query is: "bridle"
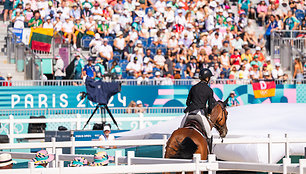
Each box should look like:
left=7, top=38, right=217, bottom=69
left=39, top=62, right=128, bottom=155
left=206, top=101, right=227, bottom=134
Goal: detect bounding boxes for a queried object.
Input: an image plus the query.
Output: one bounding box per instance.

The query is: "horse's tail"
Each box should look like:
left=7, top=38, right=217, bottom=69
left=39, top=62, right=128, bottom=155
left=172, top=137, right=198, bottom=159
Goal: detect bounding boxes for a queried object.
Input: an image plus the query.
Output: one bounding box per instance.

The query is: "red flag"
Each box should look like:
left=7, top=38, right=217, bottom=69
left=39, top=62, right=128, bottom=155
left=252, top=81, right=276, bottom=98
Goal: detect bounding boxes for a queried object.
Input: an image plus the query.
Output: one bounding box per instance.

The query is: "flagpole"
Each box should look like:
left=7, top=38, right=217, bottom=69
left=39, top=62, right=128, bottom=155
left=40, top=58, right=43, bottom=84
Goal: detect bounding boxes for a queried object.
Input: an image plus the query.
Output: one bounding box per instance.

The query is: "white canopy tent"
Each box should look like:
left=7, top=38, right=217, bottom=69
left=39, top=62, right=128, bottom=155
left=114, top=103, right=306, bottom=163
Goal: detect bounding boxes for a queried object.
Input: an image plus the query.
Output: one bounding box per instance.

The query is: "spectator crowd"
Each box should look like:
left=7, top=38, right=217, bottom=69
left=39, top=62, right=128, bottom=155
left=4, top=0, right=306, bottom=83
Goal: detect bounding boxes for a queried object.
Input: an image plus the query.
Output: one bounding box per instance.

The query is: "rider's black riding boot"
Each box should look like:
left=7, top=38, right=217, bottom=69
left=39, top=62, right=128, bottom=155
left=208, top=136, right=213, bottom=154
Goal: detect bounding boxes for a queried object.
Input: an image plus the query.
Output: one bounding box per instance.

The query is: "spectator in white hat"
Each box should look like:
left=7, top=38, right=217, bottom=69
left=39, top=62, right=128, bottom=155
left=2, top=73, right=12, bottom=86
left=89, top=33, right=102, bottom=55
left=175, top=9, right=187, bottom=26
left=53, top=14, right=62, bottom=32
left=142, top=57, right=154, bottom=75
left=135, top=100, right=145, bottom=113
left=54, top=55, right=66, bottom=80
left=74, top=18, right=85, bottom=47
left=37, top=3, right=46, bottom=19
left=253, top=46, right=265, bottom=62
left=99, top=124, right=116, bottom=149
left=180, top=33, right=192, bottom=47
left=164, top=3, right=175, bottom=25
left=81, top=4, right=92, bottom=19
left=12, top=8, right=25, bottom=28
left=97, top=17, right=109, bottom=37
left=62, top=17, right=77, bottom=48
left=176, top=2, right=186, bottom=15
left=69, top=3, right=81, bottom=20
left=43, top=16, right=53, bottom=28
left=153, top=71, right=163, bottom=85
left=0, top=153, right=16, bottom=169
left=91, top=3, right=102, bottom=21
left=143, top=10, right=156, bottom=29
left=81, top=0, right=93, bottom=9
left=85, top=16, right=96, bottom=35
left=272, top=62, right=284, bottom=80
left=113, top=31, right=125, bottom=54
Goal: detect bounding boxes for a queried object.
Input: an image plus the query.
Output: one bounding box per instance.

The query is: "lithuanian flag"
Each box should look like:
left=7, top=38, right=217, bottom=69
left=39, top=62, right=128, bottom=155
left=252, top=81, right=276, bottom=98
left=29, top=28, right=54, bottom=52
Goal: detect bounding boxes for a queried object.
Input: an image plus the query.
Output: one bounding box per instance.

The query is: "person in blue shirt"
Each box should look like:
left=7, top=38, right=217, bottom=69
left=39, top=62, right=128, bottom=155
left=265, top=15, right=278, bottom=54
left=228, top=91, right=240, bottom=107
left=74, top=53, right=84, bottom=79
left=283, top=10, right=300, bottom=37
left=94, top=57, right=105, bottom=81
left=82, top=57, right=96, bottom=79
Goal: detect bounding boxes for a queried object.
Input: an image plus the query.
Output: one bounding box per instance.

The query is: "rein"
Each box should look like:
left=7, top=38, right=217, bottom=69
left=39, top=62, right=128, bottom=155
left=206, top=102, right=227, bottom=140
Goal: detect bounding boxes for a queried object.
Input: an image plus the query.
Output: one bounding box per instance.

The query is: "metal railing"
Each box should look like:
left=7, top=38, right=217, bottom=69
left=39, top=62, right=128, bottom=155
left=271, top=30, right=306, bottom=74
left=0, top=79, right=305, bottom=86
left=0, top=107, right=185, bottom=116
left=6, top=28, right=44, bottom=80
left=6, top=28, right=85, bottom=80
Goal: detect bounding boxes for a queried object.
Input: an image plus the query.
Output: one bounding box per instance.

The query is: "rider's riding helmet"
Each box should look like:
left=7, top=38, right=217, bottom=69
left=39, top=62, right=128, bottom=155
left=199, top=68, right=213, bottom=82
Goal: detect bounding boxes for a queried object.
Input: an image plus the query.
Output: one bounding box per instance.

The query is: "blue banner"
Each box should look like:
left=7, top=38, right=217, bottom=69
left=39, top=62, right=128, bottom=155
left=0, top=84, right=302, bottom=110
left=12, top=28, right=23, bottom=43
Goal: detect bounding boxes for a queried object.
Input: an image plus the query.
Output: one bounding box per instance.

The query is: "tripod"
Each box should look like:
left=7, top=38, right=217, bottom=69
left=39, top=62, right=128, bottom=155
left=82, top=104, right=120, bottom=130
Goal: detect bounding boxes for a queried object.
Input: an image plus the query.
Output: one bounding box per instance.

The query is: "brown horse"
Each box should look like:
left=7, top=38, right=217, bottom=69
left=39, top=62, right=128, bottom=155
left=164, top=99, right=229, bottom=164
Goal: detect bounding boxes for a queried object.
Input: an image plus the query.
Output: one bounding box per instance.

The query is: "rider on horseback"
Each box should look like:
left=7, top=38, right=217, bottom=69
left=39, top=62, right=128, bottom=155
left=180, top=68, right=216, bottom=142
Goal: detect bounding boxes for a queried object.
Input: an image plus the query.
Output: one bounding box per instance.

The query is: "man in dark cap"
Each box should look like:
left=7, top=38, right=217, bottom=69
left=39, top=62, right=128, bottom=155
left=82, top=57, right=96, bottom=80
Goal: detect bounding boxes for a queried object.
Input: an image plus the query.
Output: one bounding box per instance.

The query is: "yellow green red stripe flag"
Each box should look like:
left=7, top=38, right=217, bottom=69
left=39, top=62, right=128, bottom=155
left=29, top=28, right=54, bottom=52
left=252, top=81, right=276, bottom=98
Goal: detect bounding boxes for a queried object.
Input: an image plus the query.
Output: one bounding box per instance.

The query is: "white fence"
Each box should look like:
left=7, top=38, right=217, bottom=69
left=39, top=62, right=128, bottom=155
left=1, top=134, right=306, bottom=168
left=0, top=150, right=306, bottom=174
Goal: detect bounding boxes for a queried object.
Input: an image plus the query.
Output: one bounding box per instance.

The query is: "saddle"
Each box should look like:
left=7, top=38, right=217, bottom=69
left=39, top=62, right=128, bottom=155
left=183, top=113, right=213, bottom=154
left=183, top=113, right=207, bottom=138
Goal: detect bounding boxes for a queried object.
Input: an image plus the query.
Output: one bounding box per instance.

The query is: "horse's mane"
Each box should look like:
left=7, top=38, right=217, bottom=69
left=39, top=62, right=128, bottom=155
left=172, top=137, right=198, bottom=159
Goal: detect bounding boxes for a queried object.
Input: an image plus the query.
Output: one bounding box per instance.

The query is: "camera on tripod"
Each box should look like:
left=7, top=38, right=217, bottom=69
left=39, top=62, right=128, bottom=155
left=81, top=77, right=122, bottom=130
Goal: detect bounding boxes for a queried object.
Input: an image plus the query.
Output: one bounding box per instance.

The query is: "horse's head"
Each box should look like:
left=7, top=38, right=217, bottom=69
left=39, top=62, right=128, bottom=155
left=211, top=97, right=229, bottom=138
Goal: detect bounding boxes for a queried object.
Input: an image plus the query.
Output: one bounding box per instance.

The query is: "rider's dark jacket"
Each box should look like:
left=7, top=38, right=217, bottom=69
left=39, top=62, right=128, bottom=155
left=184, top=81, right=216, bottom=114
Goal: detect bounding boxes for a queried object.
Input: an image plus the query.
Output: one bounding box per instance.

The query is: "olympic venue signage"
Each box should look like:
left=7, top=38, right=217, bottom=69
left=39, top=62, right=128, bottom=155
left=0, top=84, right=302, bottom=110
